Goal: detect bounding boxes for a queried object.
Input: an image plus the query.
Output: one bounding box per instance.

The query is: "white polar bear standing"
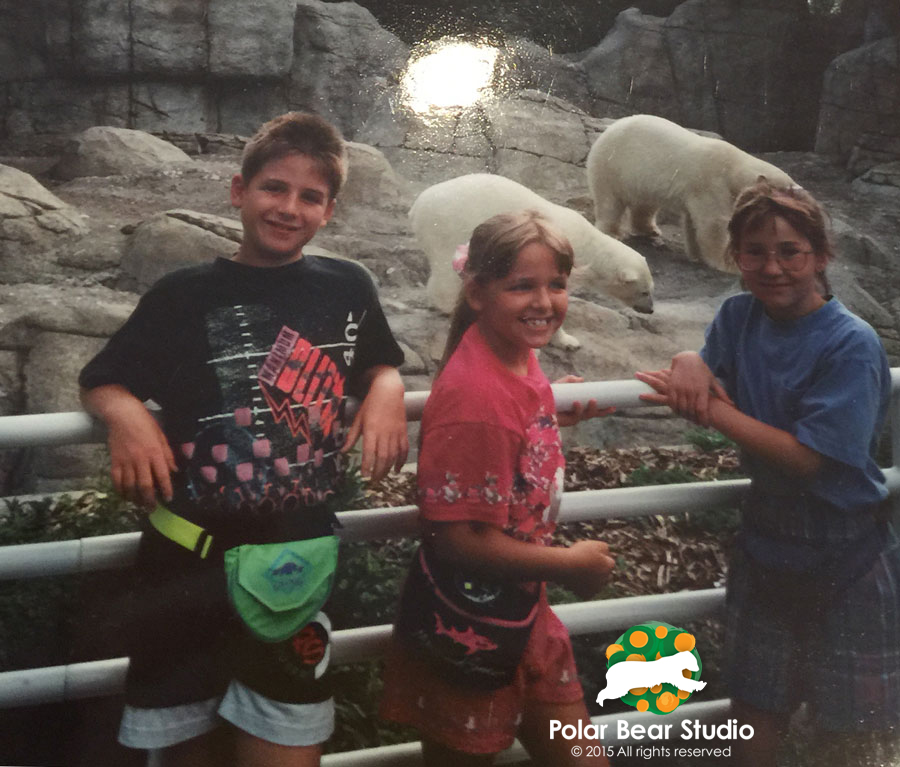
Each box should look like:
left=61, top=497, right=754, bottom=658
left=410, top=173, right=654, bottom=350
left=586, top=114, right=795, bottom=272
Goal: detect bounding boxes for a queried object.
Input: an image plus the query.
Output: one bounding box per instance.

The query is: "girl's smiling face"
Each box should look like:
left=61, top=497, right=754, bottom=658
left=466, top=241, right=569, bottom=375
left=735, top=214, right=828, bottom=321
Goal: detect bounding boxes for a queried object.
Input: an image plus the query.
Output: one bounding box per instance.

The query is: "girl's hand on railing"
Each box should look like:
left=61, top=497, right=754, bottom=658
left=554, top=375, right=616, bottom=427
left=559, top=540, right=616, bottom=600
left=636, top=353, right=732, bottom=427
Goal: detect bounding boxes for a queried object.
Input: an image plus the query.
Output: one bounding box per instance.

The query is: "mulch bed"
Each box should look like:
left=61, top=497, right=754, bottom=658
left=361, top=444, right=743, bottom=597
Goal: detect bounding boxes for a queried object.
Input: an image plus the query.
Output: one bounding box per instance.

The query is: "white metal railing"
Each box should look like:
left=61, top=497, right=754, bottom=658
left=1, top=374, right=898, bottom=765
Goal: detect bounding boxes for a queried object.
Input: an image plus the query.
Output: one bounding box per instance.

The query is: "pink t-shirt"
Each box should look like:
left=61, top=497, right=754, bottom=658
left=417, top=325, right=565, bottom=545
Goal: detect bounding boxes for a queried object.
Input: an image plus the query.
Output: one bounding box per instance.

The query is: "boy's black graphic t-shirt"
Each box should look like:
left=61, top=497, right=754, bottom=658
left=80, top=256, right=403, bottom=541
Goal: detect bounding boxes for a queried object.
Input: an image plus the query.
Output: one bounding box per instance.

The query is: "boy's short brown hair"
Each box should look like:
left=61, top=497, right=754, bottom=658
left=241, top=112, right=347, bottom=198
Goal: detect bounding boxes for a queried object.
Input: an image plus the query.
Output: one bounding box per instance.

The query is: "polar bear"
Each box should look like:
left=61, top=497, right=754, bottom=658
left=410, top=173, right=654, bottom=350
left=586, top=114, right=795, bottom=272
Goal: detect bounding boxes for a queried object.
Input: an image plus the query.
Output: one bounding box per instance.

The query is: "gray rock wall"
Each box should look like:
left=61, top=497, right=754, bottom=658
left=816, top=36, right=900, bottom=171
left=578, top=1, right=823, bottom=151
left=1, top=0, right=888, bottom=157
left=1, top=0, right=408, bottom=140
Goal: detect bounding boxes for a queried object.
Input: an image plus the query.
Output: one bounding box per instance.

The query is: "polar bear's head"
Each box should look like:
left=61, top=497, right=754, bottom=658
left=569, top=232, right=655, bottom=314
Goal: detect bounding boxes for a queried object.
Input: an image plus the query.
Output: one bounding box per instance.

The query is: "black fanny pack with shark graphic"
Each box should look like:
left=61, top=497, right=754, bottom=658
left=394, top=545, right=540, bottom=690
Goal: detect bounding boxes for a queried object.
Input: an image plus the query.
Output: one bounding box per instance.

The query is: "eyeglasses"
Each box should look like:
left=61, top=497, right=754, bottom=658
left=735, top=245, right=813, bottom=272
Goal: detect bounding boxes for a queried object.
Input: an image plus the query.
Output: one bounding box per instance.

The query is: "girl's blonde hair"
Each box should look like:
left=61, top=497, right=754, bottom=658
left=728, top=177, right=834, bottom=292
left=439, top=209, right=574, bottom=372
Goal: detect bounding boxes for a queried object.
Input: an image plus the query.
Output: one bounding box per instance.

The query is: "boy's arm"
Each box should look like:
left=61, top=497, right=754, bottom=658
left=80, top=384, right=177, bottom=508
left=429, top=521, right=615, bottom=600
left=341, top=364, right=408, bottom=482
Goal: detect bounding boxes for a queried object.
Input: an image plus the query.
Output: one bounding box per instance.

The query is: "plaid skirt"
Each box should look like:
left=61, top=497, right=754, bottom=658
left=724, top=490, right=900, bottom=731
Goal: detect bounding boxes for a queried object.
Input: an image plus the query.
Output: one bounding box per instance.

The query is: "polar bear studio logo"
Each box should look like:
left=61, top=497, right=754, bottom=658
left=596, top=622, right=705, bottom=715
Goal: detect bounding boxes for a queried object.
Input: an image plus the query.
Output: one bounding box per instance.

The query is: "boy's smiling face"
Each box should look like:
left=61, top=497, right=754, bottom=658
left=230, top=152, right=335, bottom=267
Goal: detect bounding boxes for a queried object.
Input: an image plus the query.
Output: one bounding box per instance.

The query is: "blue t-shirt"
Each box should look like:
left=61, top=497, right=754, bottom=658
left=701, top=293, right=890, bottom=511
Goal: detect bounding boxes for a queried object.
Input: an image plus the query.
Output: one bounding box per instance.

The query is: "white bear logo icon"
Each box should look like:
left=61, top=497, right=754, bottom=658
left=596, top=650, right=706, bottom=706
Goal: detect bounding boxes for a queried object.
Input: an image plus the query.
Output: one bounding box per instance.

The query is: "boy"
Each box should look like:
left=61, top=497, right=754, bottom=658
left=79, top=112, right=407, bottom=767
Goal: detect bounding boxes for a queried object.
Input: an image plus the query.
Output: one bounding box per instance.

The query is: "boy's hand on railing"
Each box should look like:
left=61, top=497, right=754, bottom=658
left=105, top=401, right=177, bottom=509
left=560, top=540, right=616, bottom=600
left=554, top=375, right=616, bottom=427
left=342, top=365, right=409, bottom=483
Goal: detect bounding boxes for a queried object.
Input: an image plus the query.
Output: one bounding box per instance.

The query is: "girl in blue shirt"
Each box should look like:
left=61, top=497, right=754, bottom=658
left=637, top=180, right=899, bottom=766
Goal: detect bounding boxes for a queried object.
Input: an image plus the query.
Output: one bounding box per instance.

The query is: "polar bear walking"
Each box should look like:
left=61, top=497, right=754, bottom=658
left=586, top=114, right=795, bottom=272
left=410, top=173, right=654, bottom=350
left=596, top=651, right=706, bottom=706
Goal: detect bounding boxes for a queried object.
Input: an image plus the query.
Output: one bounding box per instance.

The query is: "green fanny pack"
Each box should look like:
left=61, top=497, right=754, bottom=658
left=149, top=506, right=339, bottom=643
left=224, top=537, right=339, bottom=642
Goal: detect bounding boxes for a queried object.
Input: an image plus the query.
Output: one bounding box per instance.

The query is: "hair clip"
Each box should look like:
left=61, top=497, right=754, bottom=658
left=452, top=244, right=469, bottom=276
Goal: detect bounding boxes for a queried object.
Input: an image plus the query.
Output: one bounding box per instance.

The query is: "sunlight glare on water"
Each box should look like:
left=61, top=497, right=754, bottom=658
left=401, top=41, right=499, bottom=113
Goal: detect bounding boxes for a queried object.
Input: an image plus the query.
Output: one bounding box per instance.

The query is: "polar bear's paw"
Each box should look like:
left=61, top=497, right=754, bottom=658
left=551, top=327, right=581, bottom=351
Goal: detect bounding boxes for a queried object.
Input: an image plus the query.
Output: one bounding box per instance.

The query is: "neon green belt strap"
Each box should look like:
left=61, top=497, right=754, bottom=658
left=148, top=505, right=214, bottom=559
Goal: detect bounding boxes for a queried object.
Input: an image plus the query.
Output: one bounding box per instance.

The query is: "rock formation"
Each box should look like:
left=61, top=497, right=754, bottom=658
left=0, top=0, right=898, bottom=492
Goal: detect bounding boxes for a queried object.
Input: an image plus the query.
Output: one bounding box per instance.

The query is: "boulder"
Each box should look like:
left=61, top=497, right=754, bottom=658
left=291, top=0, right=409, bottom=138
left=118, top=208, right=385, bottom=292
left=0, top=284, right=137, bottom=345
left=340, top=142, right=407, bottom=213
left=852, top=160, right=900, bottom=200
left=848, top=133, right=900, bottom=178
left=52, top=126, right=193, bottom=180
left=816, top=37, right=900, bottom=162
left=119, top=211, right=238, bottom=292
left=0, top=283, right=140, bottom=491
left=22, top=331, right=109, bottom=491
left=0, top=165, right=89, bottom=284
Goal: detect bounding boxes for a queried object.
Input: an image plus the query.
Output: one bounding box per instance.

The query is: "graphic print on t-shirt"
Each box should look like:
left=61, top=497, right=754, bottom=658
left=180, top=303, right=353, bottom=515
left=257, top=327, right=344, bottom=440
left=422, top=406, right=564, bottom=545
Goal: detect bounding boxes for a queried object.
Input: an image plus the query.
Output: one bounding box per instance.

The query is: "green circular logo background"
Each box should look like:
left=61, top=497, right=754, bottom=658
left=605, top=621, right=702, bottom=715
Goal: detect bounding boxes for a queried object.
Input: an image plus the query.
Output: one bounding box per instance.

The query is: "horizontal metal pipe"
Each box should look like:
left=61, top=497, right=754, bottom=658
left=0, top=480, right=751, bottom=580
left=0, top=381, right=654, bottom=449
left=0, top=587, right=724, bottom=708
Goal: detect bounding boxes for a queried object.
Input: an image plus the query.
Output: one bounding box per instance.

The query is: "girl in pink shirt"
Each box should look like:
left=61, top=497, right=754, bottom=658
left=381, top=210, right=615, bottom=766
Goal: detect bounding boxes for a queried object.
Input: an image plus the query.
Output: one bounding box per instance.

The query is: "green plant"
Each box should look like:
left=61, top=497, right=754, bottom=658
left=0, top=480, right=142, bottom=672
left=0, top=484, right=140, bottom=546
left=626, top=464, right=697, bottom=487
left=684, top=428, right=737, bottom=453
